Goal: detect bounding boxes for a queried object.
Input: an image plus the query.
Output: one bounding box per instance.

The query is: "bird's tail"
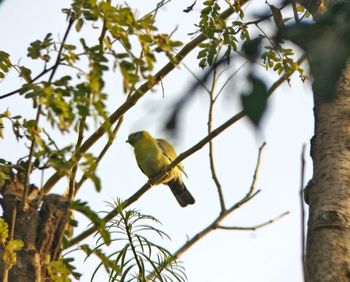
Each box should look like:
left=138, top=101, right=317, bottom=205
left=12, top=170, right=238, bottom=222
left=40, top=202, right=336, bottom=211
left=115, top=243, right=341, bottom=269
left=167, top=179, right=195, bottom=207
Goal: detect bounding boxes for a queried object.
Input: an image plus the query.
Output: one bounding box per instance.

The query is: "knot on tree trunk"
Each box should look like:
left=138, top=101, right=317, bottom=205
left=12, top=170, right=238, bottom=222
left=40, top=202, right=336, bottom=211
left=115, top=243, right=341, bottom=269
left=314, top=210, right=349, bottom=230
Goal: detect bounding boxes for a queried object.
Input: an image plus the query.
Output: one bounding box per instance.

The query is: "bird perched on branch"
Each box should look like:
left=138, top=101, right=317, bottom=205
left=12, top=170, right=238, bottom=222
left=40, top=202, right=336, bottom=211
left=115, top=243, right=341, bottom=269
left=127, top=131, right=195, bottom=207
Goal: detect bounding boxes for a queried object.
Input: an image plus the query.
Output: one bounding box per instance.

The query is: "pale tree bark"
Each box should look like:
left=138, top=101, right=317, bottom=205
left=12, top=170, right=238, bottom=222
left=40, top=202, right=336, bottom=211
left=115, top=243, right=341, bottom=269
left=306, top=63, right=350, bottom=281
left=302, top=1, right=350, bottom=281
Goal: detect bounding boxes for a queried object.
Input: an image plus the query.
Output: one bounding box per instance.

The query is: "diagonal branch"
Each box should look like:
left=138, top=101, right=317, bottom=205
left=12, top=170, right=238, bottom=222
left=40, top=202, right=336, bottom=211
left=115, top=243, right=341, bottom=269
left=39, top=3, right=242, bottom=197
left=147, top=142, right=275, bottom=280
left=0, top=66, right=55, bottom=100
left=217, top=211, right=289, bottom=230
left=66, top=54, right=305, bottom=247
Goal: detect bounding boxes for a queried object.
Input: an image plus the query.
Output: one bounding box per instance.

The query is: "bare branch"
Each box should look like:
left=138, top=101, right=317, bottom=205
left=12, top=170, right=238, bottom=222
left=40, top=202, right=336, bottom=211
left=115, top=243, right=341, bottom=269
left=247, top=142, right=266, bottom=196
left=66, top=54, right=306, bottom=247
left=217, top=211, right=289, bottom=230
left=207, top=67, right=226, bottom=211
left=147, top=143, right=269, bottom=279
left=39, top=3, right=242, bottom=197
left=214, top=61, right=249, bottom=102
left=182, top=62, right=211, bottom=94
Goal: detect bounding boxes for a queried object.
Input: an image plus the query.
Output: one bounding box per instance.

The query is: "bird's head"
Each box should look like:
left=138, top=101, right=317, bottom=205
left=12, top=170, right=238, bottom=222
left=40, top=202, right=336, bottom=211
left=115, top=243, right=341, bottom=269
left=126, top=131, right=150, bottom=146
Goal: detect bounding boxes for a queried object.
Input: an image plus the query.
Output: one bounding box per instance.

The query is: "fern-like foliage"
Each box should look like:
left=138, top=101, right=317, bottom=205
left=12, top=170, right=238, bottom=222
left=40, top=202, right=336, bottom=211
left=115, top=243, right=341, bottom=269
left=82, top=200, right=186, bottom=282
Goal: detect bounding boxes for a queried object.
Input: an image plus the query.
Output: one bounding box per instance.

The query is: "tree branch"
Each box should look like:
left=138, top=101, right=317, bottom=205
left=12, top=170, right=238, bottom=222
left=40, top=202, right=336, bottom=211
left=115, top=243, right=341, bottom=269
left=39, top=3, right=242, bottom=198
left=207, top=67, right=226, bottom=211
left=217, top=211, right=289, bottom=230
left=66, top=54, right=305, bottom=247
left=0, top=66, right=54, bottom=100
left=148, top=142, right=270, bottom=280
left=23, top=18, right=75, bottom=209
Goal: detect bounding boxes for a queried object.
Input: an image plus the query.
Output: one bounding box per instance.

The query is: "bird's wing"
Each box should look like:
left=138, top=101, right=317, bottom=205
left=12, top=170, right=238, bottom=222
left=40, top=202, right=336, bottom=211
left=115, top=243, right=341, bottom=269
left=156, top=138, right=188, bottom=178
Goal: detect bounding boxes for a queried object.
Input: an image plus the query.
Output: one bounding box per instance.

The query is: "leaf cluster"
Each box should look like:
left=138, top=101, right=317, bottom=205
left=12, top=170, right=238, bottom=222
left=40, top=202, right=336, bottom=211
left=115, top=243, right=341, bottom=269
left=0, top=219, right=24, bottom=271
left=82, top=201, right=186, bottom=281
left=197, top=1, right=245, bottom=68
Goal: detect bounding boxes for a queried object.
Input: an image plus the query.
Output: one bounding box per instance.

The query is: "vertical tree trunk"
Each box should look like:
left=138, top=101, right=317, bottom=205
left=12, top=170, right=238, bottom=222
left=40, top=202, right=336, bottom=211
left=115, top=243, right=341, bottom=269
left=306, top=63, right=350, bottom=281
left=302, top=0, right=350, bottom=281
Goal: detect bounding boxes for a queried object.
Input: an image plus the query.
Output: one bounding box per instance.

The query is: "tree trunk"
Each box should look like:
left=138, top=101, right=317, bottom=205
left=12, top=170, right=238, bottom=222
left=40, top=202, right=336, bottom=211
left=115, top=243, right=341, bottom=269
left=306, top=62, right=350, bottom=281
left=302, top=0, right=350, bottom=281
left=0, top=175, right=70, bottom=281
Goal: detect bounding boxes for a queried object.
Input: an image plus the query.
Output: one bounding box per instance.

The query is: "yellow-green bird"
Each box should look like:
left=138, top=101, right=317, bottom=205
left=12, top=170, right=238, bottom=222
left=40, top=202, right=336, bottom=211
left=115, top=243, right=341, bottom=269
left=127, top=131, right=195, bottom=207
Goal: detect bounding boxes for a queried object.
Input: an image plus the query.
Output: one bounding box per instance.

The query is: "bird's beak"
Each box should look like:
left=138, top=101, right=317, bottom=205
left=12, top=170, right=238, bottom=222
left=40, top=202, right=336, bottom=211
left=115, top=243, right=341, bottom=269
left=126, top=139, right=130, bottom=143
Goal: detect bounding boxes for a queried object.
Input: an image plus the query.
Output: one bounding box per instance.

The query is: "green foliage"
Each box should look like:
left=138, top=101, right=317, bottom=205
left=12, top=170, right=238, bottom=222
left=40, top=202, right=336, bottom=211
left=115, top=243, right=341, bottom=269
left=80, top=153, right=101, bottom=192
left=261, top=45, right=306, bottom=80
left=279, top=1, right=350, bottom=99
left=70, top=200, right=110, bottom=245
left=0, top=218, right=9, bottom=244
left=197, top=1, right=244, bottom=68
left=83, top=201, right=186, bottom=281
left=295, top=4, right=311, bottom=20
left=0, top=158, right=11, bottom=188
left=0, top=51, right=12, bottom=79
left=0, top=219, right=24, bottom=271
left=66, top=0, right=183, bottom=93
left=241, top=75, right=268, bottom=127
left=46, top=257, right=71, bottom=282
left=0, top=109, right=26, bottom=142
left=45, top=256, right=82, bottom=282
left=27, top=33, right=53, bottom=62
left=81, top=244, right=121, bottom=277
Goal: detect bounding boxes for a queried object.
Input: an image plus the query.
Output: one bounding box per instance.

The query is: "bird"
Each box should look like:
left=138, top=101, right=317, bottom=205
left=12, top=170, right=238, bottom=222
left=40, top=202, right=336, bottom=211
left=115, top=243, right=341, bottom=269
left=126, top=130, right=195, bottom=207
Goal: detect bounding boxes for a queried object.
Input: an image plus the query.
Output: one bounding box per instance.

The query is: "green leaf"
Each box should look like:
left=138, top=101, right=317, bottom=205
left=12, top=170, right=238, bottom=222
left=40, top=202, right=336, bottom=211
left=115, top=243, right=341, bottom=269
left=76, top=18, right=84, bottom=32
left=241, top=75, right=268, bottom=127
left=279, top=1, right=350, bottom=99
left=71, top=200, right=110, bottom=245
left=81, top=244, right=121, bottom=274
left=19, top=66, right=32, bottom=82
left=0, top=218, right=9, bottom=244
left=7, top=239, right=24, bottom=251
left=27, top=33, right=53, bottom=61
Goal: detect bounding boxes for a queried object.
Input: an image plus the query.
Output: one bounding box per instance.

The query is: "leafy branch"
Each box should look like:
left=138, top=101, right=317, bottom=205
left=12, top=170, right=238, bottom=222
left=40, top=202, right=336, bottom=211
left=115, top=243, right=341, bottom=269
left=38, top=2, right=244, bottom=199
left=67, top=54, right=304, bottom=247
left=82, top=202, right=185, bottom=281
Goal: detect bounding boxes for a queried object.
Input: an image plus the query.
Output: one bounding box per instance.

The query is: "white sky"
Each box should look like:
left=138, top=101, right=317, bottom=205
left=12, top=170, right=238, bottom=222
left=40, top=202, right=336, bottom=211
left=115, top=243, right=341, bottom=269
left=0, top=0, right=314, bottom=281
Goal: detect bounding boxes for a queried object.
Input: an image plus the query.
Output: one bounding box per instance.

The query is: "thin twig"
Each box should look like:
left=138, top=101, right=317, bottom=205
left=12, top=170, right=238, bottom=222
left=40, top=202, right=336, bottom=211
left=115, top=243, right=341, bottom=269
left=74, top=116, right=124, bottom=196
left=182, top=63, right=211, bottom=94
left=246, top=142, right=266, bottom=195
left=67, top=114, right=87, bottom=200
left=300, top=143, right=306, bottom=282
left=39, top=4, right=242, bottom=197
left=214, top=61, right=248, bottom=102
left=217, top=211, right=289, bottom=230
left=147, top=143, right=268, bottom=279
left=292, top=0, right=300, bottom=24
left=9, top=203, right=17, bottom=240
left=21, top=107, right=40, bottom=210
left=66, top=55, right=305, bottom=247
left=0, top=66, right=54, bottom=100
left=22, top=18, right=75, bottom=209
left=98, top=19, right=107, bottom=51
left=207, top=67, right=226, bottom=211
